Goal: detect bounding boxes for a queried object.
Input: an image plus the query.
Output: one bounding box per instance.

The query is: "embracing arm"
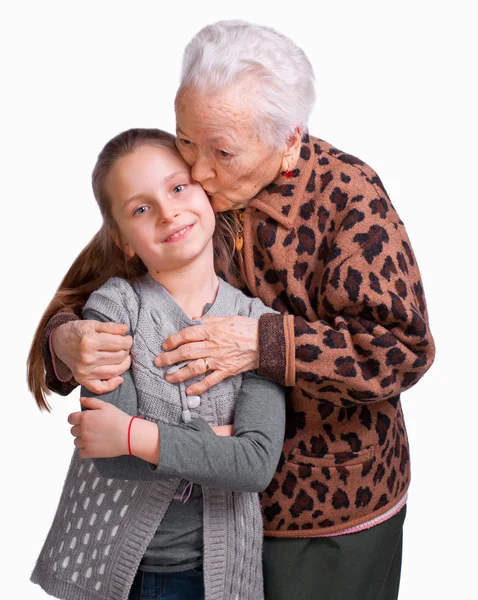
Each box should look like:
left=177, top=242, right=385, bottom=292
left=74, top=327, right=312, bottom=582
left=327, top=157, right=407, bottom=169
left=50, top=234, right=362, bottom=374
left=258, top=221, right=435, bottom=406
left=40, top=309, right=131, bottom=397
left=41, top=312, right=80, bottom=396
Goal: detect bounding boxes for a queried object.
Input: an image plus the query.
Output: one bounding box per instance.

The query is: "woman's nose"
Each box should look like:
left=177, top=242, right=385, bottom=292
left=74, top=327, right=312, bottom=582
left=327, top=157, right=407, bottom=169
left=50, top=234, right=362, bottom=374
left=191, top=155, right=215, bottom=183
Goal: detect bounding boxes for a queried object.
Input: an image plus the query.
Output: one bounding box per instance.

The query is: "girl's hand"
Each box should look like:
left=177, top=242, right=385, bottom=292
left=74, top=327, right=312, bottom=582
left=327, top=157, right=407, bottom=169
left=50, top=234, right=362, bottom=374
left=211, top=425, right=234, bottom=437
left=68, top=397, right=131, bottom=459
left=154, top=316, right=259, bottom=395
left=52, top=320, right=133, bottom=394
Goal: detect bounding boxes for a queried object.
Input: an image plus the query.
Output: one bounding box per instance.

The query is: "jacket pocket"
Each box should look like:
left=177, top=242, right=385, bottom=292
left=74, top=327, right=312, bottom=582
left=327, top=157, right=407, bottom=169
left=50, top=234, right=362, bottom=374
left=287, top=445, right=375, bottom=468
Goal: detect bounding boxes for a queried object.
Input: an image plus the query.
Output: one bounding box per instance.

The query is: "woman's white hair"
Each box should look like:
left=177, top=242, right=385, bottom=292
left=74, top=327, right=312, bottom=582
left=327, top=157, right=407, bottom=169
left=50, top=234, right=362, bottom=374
left=177, top=20, right=316, bottom=149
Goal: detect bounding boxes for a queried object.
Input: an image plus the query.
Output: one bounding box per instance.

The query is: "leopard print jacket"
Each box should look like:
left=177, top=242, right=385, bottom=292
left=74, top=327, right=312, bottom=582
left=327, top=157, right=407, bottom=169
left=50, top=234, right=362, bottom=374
left=217, top=133, right=435, bottom=537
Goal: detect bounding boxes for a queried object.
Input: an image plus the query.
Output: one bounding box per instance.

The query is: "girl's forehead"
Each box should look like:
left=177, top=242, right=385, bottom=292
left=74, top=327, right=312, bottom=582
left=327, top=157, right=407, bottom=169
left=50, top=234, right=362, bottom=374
left=107, top=146, right=190, bottom=198
left=119, top=145, right=186, bottom=172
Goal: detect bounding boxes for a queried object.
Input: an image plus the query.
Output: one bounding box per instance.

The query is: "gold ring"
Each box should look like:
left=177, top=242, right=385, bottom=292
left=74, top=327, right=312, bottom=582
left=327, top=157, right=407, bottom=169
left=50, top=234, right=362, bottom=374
left=203, top=358, right=210, bottom=371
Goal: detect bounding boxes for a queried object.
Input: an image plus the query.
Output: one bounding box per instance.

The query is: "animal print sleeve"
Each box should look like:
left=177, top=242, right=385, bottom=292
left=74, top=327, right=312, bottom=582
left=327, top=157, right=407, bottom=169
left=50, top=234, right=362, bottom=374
left=41, top=311, right=80, bottom=396
left=259, top=222, right=435, bottom=406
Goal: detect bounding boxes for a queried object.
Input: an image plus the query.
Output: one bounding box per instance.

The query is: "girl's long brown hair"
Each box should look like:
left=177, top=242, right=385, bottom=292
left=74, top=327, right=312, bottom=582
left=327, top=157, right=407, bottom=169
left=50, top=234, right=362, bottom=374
left=27, top=128, right=237, bottom=411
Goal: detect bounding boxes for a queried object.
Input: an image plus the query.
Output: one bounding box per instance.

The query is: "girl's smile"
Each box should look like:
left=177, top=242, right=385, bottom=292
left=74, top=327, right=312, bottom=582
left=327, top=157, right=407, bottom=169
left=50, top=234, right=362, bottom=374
left=162, top=222, right=196, bottom=243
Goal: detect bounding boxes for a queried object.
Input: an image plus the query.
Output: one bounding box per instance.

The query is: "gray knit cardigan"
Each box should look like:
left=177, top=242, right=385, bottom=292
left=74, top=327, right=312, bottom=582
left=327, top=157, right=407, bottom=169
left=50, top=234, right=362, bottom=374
left=31, top=273, right=277, bottom=600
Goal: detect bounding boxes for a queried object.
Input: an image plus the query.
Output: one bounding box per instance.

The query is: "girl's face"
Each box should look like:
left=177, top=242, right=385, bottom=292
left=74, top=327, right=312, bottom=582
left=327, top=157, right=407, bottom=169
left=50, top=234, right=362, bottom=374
left=106, top=144, right=216, bottom=274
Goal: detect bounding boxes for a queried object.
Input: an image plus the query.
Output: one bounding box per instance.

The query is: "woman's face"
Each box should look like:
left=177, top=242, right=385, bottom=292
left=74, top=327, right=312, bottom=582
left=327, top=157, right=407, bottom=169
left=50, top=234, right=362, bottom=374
left=106, top=144, right=216, bottom=274
left=175, top=84, right=285, bottom=212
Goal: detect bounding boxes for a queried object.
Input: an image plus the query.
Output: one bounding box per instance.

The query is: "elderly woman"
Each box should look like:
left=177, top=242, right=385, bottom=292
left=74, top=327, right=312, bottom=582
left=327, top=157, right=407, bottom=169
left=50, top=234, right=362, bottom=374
left=38, top=20, right=434, bottom=600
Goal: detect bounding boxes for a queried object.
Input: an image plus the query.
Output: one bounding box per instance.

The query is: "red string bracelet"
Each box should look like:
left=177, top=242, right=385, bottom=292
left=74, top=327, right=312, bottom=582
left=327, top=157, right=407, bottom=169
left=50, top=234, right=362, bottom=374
left=127, top=416, right=143, bottom=456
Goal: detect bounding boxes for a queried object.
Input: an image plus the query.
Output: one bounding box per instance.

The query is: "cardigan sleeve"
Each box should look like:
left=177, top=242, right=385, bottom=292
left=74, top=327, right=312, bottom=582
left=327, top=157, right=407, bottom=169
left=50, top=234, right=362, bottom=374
left=150, top=371, right=285, bottom=492
left=258, top=219, right=435, bottom=406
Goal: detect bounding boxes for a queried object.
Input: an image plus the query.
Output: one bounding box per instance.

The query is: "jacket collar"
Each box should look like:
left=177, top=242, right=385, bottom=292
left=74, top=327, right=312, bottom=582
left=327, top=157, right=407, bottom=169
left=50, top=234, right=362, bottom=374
left=249, top=132, right=315, bottom=229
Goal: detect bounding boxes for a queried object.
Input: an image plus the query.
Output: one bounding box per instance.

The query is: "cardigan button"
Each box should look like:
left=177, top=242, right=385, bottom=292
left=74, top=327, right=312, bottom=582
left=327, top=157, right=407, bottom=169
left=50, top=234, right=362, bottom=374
left=187, top=395, right=201, bottom=409
left=181, top=410, right=192, bottom=423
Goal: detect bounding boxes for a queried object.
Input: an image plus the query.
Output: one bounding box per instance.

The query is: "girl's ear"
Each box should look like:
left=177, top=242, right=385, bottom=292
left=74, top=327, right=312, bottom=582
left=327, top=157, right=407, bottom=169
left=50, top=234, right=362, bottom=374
left=280, top=127, right=302, bottom=172
left=109, top=228, right=135, bottom=259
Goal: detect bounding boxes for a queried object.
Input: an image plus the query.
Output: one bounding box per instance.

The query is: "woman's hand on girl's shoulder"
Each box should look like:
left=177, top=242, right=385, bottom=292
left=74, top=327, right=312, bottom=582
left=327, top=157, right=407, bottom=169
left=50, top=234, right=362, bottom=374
left=52, top=320, right=133, bottom=394
left=68, top=397, right=130, bottom=459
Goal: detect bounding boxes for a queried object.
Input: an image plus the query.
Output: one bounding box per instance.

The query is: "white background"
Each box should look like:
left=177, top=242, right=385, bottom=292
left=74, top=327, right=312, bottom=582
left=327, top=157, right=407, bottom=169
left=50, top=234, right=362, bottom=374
left=1, top=1, right=476, bottom=598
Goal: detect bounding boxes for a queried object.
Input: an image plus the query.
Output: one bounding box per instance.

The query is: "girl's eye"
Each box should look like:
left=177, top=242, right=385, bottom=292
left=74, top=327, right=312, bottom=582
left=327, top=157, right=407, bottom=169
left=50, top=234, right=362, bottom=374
left=172, top=184, right=185, bottom=194
left=134, top=206, right=149, bottom=216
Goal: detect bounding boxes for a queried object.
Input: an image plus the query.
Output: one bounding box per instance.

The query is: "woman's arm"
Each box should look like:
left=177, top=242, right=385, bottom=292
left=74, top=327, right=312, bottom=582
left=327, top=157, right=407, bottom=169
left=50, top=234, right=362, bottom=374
left=155, top=222, right=435, bottom=405
left=41, top=312, right=80, bottom=396
left=256, top=224, right=435, bottom=405
left=40, top=311, right=132, bottom=396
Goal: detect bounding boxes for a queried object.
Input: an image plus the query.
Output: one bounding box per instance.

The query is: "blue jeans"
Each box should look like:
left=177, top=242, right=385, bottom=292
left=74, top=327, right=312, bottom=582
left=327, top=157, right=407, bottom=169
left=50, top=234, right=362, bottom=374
left=128, top=568, right=205, bottom=600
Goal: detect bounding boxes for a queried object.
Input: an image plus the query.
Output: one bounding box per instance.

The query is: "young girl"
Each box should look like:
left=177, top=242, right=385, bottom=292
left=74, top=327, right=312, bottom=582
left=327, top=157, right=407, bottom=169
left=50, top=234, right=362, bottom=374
left=29, top=128, right=285, bottom=600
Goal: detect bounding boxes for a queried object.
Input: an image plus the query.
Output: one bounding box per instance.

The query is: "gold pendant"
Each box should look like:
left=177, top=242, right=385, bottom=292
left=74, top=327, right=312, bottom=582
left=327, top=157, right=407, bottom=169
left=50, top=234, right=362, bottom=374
left=235, top=234, right=244, bottom=252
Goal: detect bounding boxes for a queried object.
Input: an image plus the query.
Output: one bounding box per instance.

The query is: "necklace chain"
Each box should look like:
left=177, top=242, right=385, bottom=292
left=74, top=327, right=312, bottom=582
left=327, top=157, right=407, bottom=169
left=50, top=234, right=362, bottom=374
left=235, top=209, right=245, bottom=252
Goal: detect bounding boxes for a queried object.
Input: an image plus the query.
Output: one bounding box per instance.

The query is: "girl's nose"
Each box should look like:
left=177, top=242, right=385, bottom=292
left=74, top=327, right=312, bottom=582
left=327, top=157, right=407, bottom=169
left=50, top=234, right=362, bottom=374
left=158, top=204, right=179, bottom=224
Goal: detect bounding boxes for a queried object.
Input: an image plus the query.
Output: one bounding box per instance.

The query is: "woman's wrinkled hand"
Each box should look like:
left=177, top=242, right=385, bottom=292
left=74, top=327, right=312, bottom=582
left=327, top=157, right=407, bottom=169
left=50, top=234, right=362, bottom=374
left=52, top=320, right=133, bottom=394
left=154, top=315, right=259, bottom=395
left=68, top=397, right=130, bottom=459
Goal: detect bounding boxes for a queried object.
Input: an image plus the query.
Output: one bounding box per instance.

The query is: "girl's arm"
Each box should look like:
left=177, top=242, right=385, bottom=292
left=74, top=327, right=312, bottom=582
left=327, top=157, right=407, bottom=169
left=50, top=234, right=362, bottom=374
left=77, top=368, right=285, bottom=492
left=78, top=371, right=159, bottom=481
left=148, top=370, right=285, bottom=492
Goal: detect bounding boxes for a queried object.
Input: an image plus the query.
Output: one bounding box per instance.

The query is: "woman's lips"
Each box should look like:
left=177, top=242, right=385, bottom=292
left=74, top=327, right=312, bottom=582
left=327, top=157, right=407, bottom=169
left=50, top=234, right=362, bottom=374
left=163, top=223, right=195, bottom=243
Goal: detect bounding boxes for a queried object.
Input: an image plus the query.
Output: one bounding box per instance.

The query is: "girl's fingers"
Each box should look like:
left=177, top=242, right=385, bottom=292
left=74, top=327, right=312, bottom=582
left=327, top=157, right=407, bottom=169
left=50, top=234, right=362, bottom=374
left=82, top=376, right=124, bottom=395
left=70, top=425, right=81, bottom=437
left=68, top=411, right=82, bottom=425
left=80, top=396, right=106, bottom=409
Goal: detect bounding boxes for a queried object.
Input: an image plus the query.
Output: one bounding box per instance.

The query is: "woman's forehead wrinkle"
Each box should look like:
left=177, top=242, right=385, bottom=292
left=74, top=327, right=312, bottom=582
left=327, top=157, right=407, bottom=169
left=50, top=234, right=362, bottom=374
left=210, top=93, right=252, bottom=130
left=179, top=88, right=253, bottom=142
